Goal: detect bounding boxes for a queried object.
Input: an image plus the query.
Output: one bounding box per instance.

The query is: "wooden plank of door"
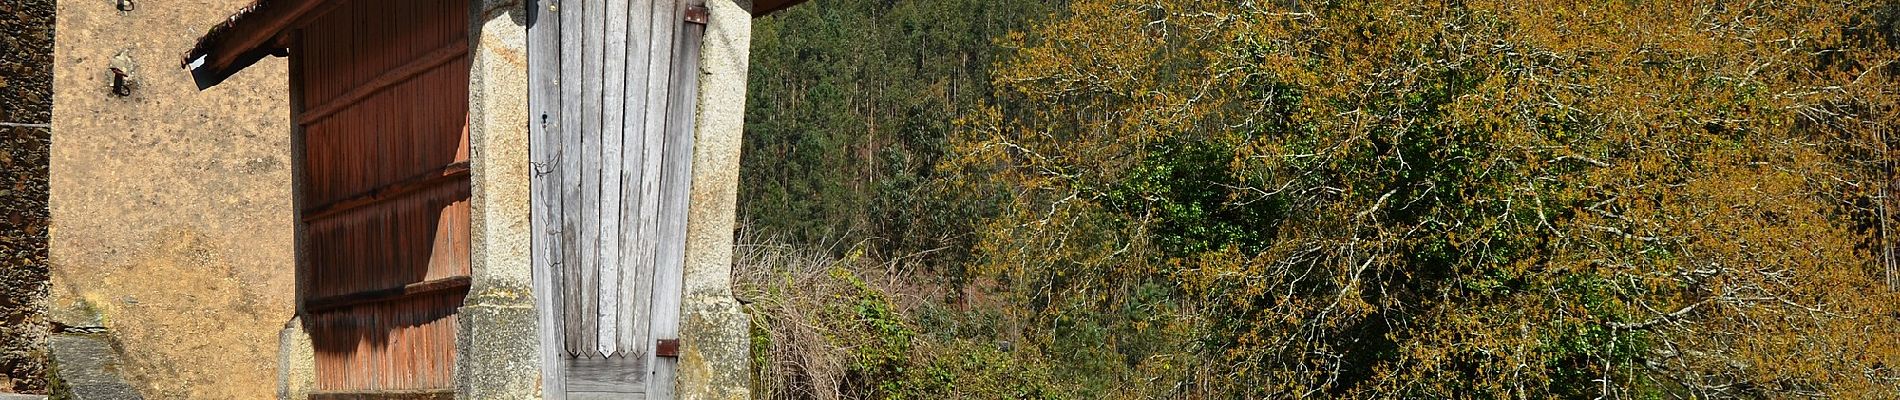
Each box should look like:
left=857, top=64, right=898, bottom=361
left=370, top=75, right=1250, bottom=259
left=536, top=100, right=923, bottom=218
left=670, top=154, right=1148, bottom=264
left=556, top=0, right=587, bottom=357
left=528, top=0, right=566, bottom=395
left=648, top=4, right=704, bottom=399
left=568, top=392, right=648, bottom=400
left=633, top=0, right=682, bottom=395
left=564, top=357, right=649, bottom=393
left=576, top=0, right=607, bottom=357
left=616, top=0, right=660, bottom=359
left=594, top=0, right=632, bottom=359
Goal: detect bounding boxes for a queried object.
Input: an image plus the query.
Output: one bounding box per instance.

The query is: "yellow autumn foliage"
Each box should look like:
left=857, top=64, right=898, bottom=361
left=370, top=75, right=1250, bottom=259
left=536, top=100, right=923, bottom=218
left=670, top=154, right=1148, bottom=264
left=932, top=0, right=1900, bottom=397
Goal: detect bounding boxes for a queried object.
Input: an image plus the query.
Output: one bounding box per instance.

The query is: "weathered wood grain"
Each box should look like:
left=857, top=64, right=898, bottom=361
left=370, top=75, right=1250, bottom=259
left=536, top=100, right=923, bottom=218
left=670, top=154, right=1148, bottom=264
left=527, top=0, right=566, bottom=393
left=557, top=0, right=588, bottom=358
left=647, top=11, right=705, bottom=399
left=576, top=0, right=607, bottom=358
left=536, top=1, right=707, bottom=397
left=634, top=6, right=683, bottom=390
left=595, top=0, right=632, bottom=359
left=568, top=392, right=648, bottom=400
left=305, top=276, right=472, bottom=313
left=308, top=390, right=456, bottom=400
left=298, top=39, right=469, bottom=126
left=564, top=357, right=649, bottom=393
left=300, top=162, right=469, bottom=223
left=617, top=0, right=661, bottom=359
left=295, top=0, right=471, bottom=393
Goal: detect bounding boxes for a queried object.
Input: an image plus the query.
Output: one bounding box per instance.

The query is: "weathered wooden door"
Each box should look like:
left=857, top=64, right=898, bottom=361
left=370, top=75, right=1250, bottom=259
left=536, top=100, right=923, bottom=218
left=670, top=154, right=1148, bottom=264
left=293, top=0, right=473, bottom=397
left=527, top=0, right=708, bottom=398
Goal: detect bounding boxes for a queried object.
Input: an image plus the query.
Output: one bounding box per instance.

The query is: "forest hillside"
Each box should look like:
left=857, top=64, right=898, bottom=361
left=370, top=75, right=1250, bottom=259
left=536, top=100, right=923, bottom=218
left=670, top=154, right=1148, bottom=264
left=737, top=0, right=1900, bottom=398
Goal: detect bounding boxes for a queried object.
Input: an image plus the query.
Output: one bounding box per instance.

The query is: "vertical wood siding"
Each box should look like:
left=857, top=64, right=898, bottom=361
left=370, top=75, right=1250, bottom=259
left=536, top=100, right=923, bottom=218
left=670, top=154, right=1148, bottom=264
left=646, top=20, right=705, bottom=400
left=528, top=0, right=568, bottom=395
left=293, top=0, right=471, bottom=394
left=530, top=0, right=708, bottom=397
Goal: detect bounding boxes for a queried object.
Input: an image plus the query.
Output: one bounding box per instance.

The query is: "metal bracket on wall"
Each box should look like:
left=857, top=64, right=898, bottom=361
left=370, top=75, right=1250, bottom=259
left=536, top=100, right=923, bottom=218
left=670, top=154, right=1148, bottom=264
left=109, top=50, right=136, bottom=97
left=109, top=68, right=132, bottom=97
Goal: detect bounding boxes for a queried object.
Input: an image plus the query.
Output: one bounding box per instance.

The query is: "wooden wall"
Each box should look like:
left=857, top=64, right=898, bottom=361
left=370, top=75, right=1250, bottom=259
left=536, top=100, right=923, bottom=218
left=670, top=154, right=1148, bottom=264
left=293, top=0, right=471, bottom=394
left=529, top=0, right=709, bottom=397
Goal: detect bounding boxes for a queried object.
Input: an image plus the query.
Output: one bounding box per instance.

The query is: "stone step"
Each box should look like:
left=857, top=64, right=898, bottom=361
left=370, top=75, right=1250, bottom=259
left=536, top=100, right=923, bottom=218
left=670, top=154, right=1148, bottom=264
left=0, top=394, right=49, bottom=400
left=47, top=334, right=143, bottom=400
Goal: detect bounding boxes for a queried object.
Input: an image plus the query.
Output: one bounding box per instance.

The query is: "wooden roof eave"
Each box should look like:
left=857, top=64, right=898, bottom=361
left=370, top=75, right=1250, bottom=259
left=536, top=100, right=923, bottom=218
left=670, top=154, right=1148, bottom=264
left=753, top=0, right=812, bottom=16
left=185, top=0, right=812, bottom=89
left=182, top=0, right=338, bottom=90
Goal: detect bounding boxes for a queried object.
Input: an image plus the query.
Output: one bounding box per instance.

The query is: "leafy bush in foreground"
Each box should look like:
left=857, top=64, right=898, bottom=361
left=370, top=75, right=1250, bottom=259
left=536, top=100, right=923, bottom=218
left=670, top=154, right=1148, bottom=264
left=743, top=0, right=1900, bottom=398
left=944, top=0, right=1900, bottom=397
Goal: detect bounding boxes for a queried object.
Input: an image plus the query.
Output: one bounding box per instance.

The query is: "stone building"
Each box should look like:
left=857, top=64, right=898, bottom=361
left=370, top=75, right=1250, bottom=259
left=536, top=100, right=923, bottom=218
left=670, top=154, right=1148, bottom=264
left=51, top=0, right=808, bottom=398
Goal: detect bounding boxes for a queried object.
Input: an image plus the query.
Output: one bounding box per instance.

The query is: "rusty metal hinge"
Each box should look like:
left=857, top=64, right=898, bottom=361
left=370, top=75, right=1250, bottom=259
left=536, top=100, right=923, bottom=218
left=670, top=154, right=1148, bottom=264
left=656, top=339, right=681, bottom=358
left=684, top=5, right=709, bottom=25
